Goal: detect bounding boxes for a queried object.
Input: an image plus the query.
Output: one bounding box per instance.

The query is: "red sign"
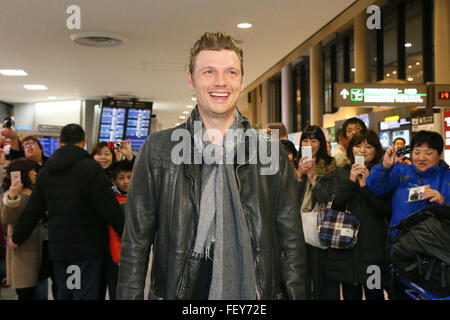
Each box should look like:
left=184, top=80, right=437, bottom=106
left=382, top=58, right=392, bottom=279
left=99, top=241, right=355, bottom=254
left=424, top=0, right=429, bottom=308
left=444, top=111, right=450, bottom=150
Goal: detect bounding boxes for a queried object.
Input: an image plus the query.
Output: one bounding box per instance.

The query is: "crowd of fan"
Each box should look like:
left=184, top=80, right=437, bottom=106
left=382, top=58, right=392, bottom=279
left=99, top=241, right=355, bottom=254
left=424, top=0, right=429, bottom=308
left=0, top=116, right=448, bottom=300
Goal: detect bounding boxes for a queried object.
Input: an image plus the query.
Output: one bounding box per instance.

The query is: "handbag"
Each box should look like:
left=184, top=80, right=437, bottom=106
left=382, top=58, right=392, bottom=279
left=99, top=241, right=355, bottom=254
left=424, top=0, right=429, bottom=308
left=318, top=195, right=360, bottom=249
left=301, top=203, right=327, bottom=249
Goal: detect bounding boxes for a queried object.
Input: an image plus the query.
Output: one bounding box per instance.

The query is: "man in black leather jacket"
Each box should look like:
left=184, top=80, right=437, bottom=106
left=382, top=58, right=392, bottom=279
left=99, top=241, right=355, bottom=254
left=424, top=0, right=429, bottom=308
left=117, top=32, right=307, bottom=300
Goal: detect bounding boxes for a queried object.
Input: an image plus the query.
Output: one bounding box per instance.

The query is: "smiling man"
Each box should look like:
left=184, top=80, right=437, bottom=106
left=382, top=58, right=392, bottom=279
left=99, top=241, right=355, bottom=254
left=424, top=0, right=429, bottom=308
left=117, top=32, right=307, bottom=300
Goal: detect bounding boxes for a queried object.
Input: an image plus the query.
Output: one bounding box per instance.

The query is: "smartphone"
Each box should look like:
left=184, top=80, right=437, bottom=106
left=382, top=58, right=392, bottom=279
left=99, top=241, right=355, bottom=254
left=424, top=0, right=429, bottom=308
left=10, top=171, right=21, bottom=185
left=301, top=146, right=313, bottom=161
left=355, top=155, right=365, bottom=168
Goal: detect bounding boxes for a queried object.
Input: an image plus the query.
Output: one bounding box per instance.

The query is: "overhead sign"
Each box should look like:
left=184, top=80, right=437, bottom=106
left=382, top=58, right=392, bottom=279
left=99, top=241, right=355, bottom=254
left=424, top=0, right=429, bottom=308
left=443, top=111, right=450, bottom=150
left=334, top=83, right=428, bottom=107
left=380, top=118, right=411, bottom=131
left=384, top=115, right=400, bottom=122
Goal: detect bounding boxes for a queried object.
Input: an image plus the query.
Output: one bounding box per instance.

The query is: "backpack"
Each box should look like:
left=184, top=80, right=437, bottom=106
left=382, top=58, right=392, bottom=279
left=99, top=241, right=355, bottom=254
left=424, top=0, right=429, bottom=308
left=390, top=205, right=450, bottom=298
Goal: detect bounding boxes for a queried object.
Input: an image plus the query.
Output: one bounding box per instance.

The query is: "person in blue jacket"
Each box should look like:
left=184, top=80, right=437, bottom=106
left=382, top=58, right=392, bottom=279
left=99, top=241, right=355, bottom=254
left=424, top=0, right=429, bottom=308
left=366, top=130, right=449, bottom=299
left=366, top=130, right=449, bottom=228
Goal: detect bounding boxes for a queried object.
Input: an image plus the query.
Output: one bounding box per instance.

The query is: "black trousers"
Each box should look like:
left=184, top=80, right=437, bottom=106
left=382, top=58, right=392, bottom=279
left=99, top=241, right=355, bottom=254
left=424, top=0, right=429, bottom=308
left=305, top=245, right=340, bottom=300
left=39, top=240, right=57, bottom=299
left=52, top=256, right=103, bottom=300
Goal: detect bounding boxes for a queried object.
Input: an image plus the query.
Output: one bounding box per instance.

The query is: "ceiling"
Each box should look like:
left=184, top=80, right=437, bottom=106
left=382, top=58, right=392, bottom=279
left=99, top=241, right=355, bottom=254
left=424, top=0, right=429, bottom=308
left=0, top=0, right=356, bottom=130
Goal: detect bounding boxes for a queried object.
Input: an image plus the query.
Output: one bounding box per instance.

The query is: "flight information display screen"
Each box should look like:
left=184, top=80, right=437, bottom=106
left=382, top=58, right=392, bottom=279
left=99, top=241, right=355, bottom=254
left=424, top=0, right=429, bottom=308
left=38, top=137, right=60, bottom=158
left=98, top=107, right=126, bottom=142
left=125, top=108, right=151, bottom=150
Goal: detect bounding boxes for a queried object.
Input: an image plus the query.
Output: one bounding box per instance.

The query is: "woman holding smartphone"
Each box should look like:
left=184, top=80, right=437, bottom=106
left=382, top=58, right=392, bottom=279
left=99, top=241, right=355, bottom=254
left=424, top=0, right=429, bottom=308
left=296, top=125, right=341, bottom=300
left=327, top=130, right=391, bottom=300
left=1, top=158, right=43, bottom=300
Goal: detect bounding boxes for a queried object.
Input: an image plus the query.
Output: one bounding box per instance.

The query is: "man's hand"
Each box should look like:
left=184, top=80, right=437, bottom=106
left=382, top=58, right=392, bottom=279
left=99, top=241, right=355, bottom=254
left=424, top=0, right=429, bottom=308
left=8, top=237, right=18, bottom=249
left=382, top=146, right=398, bottom=169
left=422, top=189, right=445, bottom=205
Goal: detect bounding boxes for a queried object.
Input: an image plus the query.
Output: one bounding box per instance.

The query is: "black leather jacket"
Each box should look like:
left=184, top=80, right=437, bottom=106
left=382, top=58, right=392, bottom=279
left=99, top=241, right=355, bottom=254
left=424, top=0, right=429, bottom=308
left=117, top=108, right=307, bottom=300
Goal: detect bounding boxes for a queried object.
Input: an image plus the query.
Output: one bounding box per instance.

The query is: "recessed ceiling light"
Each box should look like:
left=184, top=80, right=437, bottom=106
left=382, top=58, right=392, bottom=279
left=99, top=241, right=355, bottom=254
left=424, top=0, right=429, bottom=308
left=24, top=85, right=47, bottom=90
left=182, top=111, right=189, bottom=114
left=404, top=43, right=412, bottom=47
left=386, top=74, right=390, bottom=77
left=0, top=69, right=27, bottom=76
left=416, top=62, right=420, bottom=65
left=70, top=31, right=127, bottom=47
left=237, top=23, right=252, bottom=29
left=392, top=71, right=397, bottom=74
left=408, top=77, right=414, bottom=81
left=186, top=105, right=194, bottom=109
left=191, top=97, right=197, bottom=101
left=48, top=96, right=56, bottom=100
left=180, top=116, right=186, bottom=119
left=408, top=65, right=412, bottom=68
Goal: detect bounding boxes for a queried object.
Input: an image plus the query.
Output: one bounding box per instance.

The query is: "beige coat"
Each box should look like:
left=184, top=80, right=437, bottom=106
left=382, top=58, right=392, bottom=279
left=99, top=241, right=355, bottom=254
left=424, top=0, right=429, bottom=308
left=1, top=192, right=42, bottom=289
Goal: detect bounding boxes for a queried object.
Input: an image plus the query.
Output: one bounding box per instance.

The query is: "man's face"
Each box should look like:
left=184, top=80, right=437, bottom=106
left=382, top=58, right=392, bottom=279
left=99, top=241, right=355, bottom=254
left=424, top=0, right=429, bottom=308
left=23, top=139, right=42, bottom=162
left=345, top=123, right=363, bottom=141
left=394, top=139, right=405, bottom=148
left=412, top=144, right=440, bottom=172
left=188, top=49, right=243, bottom=121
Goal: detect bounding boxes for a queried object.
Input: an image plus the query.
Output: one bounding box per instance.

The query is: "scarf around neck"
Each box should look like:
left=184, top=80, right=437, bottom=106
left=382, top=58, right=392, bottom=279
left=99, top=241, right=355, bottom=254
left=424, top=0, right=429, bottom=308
left=190, top=107, right=258, bottom=300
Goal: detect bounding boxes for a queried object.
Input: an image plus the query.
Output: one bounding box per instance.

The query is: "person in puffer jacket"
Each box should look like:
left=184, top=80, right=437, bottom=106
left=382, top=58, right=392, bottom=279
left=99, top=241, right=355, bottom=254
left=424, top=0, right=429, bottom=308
left=366, top=130, right=450, bottom=300
left=366, top=130, right=450, bottom=230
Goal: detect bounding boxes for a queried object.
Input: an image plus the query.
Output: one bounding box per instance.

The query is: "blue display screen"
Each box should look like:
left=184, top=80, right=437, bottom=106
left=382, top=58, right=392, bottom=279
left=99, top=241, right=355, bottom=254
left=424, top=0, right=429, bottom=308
left=125, top=108, right=151, bottom=150
left=99, top=107, right=126, bottom=142
left=39, top=137, right=60, bottom=158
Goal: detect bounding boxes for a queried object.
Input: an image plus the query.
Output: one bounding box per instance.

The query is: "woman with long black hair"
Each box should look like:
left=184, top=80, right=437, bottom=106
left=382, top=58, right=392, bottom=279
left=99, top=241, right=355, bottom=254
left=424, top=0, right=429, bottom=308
left=296, top=125, right=341, bottom=300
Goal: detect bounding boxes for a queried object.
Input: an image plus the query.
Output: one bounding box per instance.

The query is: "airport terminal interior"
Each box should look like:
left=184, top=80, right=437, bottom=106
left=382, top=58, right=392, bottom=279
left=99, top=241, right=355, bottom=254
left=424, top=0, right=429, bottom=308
left=0, top=0, right=449, bottom=301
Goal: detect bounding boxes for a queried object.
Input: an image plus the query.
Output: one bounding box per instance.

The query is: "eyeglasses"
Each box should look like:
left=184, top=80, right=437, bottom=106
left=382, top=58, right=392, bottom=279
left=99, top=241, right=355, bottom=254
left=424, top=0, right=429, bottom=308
left=23, top=141, right=37, bottom=148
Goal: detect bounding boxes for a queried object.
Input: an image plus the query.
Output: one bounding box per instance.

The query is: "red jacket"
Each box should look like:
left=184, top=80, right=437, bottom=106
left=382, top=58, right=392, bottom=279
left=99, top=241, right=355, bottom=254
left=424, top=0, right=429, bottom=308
left=109, top=192, right=127, bottom=263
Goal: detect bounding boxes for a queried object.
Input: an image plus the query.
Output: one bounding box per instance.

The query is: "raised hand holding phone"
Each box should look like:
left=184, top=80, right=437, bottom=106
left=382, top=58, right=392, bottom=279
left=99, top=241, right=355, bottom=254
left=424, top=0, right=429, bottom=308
left=8, top=171, right=23, bottom=199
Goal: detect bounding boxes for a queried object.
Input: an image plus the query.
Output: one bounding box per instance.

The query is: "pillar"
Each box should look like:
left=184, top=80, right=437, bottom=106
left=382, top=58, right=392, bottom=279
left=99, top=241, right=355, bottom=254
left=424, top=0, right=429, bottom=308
left=309, top=43, right=324, bottom=127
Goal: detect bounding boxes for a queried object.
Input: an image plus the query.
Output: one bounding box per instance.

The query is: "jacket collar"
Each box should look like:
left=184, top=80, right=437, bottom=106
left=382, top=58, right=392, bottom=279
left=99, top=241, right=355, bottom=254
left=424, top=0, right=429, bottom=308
left=412, top=160, right=449, bottom=177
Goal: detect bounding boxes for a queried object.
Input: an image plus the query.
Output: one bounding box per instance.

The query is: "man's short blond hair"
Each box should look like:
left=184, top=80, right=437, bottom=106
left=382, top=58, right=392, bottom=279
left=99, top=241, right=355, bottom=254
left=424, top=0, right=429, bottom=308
left=189, top=32, right=244, bottom=76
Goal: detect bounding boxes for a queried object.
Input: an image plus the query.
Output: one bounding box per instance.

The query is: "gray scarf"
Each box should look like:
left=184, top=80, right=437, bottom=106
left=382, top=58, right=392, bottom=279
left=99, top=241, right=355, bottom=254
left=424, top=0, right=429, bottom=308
left=191, top=108, right=257, bottom=300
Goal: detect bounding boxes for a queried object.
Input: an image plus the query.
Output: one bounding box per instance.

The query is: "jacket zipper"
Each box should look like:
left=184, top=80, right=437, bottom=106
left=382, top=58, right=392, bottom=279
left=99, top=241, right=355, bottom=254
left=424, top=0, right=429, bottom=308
left=176, top=166, right=197, bottom=299
left=236, top=161, right=263, bottom=299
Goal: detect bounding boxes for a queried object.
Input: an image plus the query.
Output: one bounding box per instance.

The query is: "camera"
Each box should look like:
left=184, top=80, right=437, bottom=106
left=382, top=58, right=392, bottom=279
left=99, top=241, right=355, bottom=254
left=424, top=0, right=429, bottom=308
left=396, top=145, right=411, bottom=157
left=114, top=142, right=121, bottom=149
left=3, top=117, right=14, bottom=128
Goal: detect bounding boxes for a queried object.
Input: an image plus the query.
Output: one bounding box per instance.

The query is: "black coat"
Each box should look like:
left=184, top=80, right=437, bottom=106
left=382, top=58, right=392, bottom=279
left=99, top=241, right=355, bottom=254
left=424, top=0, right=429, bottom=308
left=326, top=165, right=391, bottom=286
left=12, top=144, right=124, bottom=261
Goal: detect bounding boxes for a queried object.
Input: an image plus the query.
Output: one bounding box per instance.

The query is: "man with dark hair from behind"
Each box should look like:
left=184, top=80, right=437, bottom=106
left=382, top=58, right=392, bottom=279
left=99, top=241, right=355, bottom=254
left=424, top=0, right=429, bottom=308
left=10, top=123, right=124, bottom=300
